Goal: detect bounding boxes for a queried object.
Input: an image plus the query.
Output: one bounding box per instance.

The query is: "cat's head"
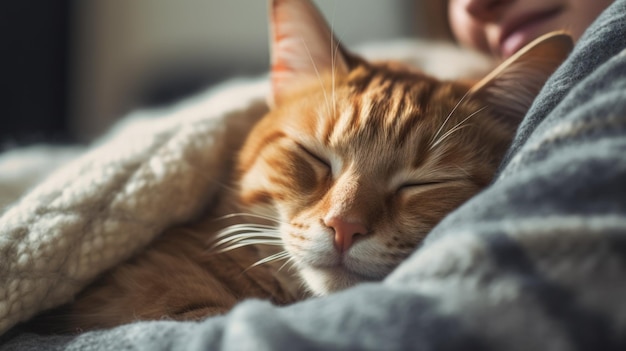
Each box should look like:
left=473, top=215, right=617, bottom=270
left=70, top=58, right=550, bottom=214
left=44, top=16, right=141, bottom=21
left=237, top=0, right=572, bottom=295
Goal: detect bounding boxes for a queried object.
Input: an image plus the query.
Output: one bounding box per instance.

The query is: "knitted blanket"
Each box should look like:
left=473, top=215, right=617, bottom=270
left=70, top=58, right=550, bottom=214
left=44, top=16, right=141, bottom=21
left=0, top=41, right=493, bottom=337
left=0, top=78, right=272, bottom=334
left=3, top=1, right=626, bottom=345
left=2, top=2, right=626, bottom=348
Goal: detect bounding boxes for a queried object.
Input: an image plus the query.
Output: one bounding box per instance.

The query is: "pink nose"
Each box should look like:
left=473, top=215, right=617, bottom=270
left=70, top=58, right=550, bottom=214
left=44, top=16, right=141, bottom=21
left=324, top=216, right=368, bottom=253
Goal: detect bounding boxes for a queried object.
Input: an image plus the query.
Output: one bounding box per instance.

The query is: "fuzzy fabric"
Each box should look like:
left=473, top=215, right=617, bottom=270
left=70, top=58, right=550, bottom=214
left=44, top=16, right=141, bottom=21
left=0, top=40, right=492, bottom=337
left=0, top=78, right=270, bottom=334
left=3, top=6, right=626, bottom=346
left=3, top=3, right=626, bottom=344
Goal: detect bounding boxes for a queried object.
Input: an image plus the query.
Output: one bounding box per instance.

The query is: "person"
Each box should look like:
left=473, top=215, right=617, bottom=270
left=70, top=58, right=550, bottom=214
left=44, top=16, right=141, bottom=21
left=1, top=0, right=625, bottom=350
left=448, top=0, right=614, bottom=58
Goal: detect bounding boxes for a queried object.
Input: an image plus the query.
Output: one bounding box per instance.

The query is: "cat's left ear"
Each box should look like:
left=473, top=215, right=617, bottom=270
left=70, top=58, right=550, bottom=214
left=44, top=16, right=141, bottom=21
left=469, top=31, right=574, bottom=124
left=268, top=0, right=349, bottom=107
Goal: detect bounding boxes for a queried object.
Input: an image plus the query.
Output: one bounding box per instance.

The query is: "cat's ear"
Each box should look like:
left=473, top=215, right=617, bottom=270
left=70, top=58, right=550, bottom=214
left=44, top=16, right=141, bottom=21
left=469, top=31, right=573, bottom=124
left=268, top=0, right=349, bottom=107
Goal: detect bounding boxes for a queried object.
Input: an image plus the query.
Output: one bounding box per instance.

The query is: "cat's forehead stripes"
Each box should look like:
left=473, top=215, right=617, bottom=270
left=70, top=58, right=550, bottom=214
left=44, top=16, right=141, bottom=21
left=321, top=63, right=452, bottom=159
left=324, top=103, right=357, bottom=146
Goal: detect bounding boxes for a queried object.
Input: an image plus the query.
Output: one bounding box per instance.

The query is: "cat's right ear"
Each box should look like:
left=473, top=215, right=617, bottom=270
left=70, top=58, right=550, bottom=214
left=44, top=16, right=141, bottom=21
left=268, top=0, right=349, bottom=107
left=469, top=32, right=573, bottom=126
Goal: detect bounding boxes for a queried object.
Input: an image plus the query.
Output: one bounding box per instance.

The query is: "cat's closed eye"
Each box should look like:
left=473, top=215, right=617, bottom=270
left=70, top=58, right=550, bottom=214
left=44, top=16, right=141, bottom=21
left=398, top=181, right=444, bottom=191
left=296, top=143, right=332, bottom=171
left=397, top=179, right=466, bottom=194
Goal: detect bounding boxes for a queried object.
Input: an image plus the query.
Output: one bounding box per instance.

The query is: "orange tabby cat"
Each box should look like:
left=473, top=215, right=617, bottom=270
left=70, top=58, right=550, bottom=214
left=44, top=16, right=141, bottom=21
left=53, top=0, right=572, bottom=331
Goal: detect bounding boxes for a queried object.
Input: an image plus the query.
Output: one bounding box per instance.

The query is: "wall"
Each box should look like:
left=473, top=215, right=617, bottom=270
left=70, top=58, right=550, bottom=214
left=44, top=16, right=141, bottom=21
left=70, top=1, right=450, bottom=140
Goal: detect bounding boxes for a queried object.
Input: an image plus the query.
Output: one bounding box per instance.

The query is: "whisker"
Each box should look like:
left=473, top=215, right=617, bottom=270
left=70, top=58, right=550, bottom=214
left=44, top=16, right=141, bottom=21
left=431, top=106, right=487, bottom=149
left=431, top=125, right=473, bottom=149
left=245, top=251, right=291, bottom=271
left=212, top=232, right=280, bottom=247
left=214, top=212, right=282, bottom=224
left=215, top=223, right=279, bottom=237
left=300, top=37, right=332, bottom=117
left=330, top=1, right=339, bottom=118
left=430, top=90, right=470, bottom=147
left=212, top=230, right=280, bottom=248
left=213, top=240, right=284, bottom=254
left=278, top=256, right=297, bottom=272
left=332, top=40, right=341, bottom=118
left=210, top=219, right=282, bottom=253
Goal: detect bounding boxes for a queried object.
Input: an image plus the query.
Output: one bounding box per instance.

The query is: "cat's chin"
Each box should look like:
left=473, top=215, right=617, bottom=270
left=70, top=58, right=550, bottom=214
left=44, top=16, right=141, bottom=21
left=298, top=265, right=378, bottom=296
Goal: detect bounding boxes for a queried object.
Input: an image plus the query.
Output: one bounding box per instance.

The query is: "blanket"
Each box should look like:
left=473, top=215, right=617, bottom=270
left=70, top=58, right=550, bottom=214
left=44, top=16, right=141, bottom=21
left=0, top=77, right=272, bottom=334
left=2, top=2, right=626, bottom=349
left=0, top=39, right=493, bottom=341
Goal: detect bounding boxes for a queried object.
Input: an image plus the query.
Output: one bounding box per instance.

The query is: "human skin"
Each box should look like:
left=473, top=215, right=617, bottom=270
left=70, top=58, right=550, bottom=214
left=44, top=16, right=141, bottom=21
left=448, top=0, right=614, bottom=58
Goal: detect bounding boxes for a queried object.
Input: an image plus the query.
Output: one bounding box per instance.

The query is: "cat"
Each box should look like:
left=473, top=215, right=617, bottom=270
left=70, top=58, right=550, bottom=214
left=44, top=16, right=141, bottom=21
left=48, top=0, right=572, bottom=331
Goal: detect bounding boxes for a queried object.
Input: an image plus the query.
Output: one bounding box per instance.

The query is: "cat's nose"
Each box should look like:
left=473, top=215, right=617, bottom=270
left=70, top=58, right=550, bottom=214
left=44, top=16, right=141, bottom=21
left=324, top=216, right=368, bottom=253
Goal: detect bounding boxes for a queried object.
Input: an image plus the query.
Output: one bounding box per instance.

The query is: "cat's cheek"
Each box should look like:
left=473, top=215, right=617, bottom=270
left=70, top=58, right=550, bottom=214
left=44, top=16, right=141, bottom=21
left=298, top=266, right=361, bottom=296
left=298, top=267, right=333, bottom=296
left=343, top=241, right=404, bottom=277
left=395, top=187, right=463, bottom=231
left=279, top=222, right=338, bottom=266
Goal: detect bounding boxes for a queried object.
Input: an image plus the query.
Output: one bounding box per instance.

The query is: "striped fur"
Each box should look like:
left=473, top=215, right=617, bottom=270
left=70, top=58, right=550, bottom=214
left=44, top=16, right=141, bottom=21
left=238, top=59, right=516, bottom=295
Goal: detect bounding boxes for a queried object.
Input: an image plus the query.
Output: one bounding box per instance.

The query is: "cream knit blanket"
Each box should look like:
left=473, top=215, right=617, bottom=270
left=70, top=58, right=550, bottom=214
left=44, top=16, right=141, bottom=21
left=0, top=41, right=493, bottom=335
left=0, top=78, right=270, bottom=334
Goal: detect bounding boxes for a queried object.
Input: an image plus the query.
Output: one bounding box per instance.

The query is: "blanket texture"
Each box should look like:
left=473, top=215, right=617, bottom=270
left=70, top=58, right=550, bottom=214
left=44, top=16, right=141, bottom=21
left=1, top=1, right=625, bottom=349
left=0, top=39, right=492, bottom=341
left=1, top=2, right=625, bottom=344
left=0, top=78, right=270, bottom=334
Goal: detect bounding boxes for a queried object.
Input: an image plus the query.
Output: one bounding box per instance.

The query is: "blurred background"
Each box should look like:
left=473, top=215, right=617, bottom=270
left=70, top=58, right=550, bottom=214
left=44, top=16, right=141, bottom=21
left=0, top=0, right=450, bottom=148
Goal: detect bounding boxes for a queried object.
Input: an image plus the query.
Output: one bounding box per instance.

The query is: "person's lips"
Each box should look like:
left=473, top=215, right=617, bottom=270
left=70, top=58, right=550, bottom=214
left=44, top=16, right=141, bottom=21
left=498, top=6, right=564, bottom=58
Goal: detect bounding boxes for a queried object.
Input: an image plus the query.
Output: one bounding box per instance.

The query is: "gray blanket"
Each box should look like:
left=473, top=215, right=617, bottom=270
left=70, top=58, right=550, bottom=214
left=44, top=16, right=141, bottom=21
left=2, top=0, right=626, bottom=349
